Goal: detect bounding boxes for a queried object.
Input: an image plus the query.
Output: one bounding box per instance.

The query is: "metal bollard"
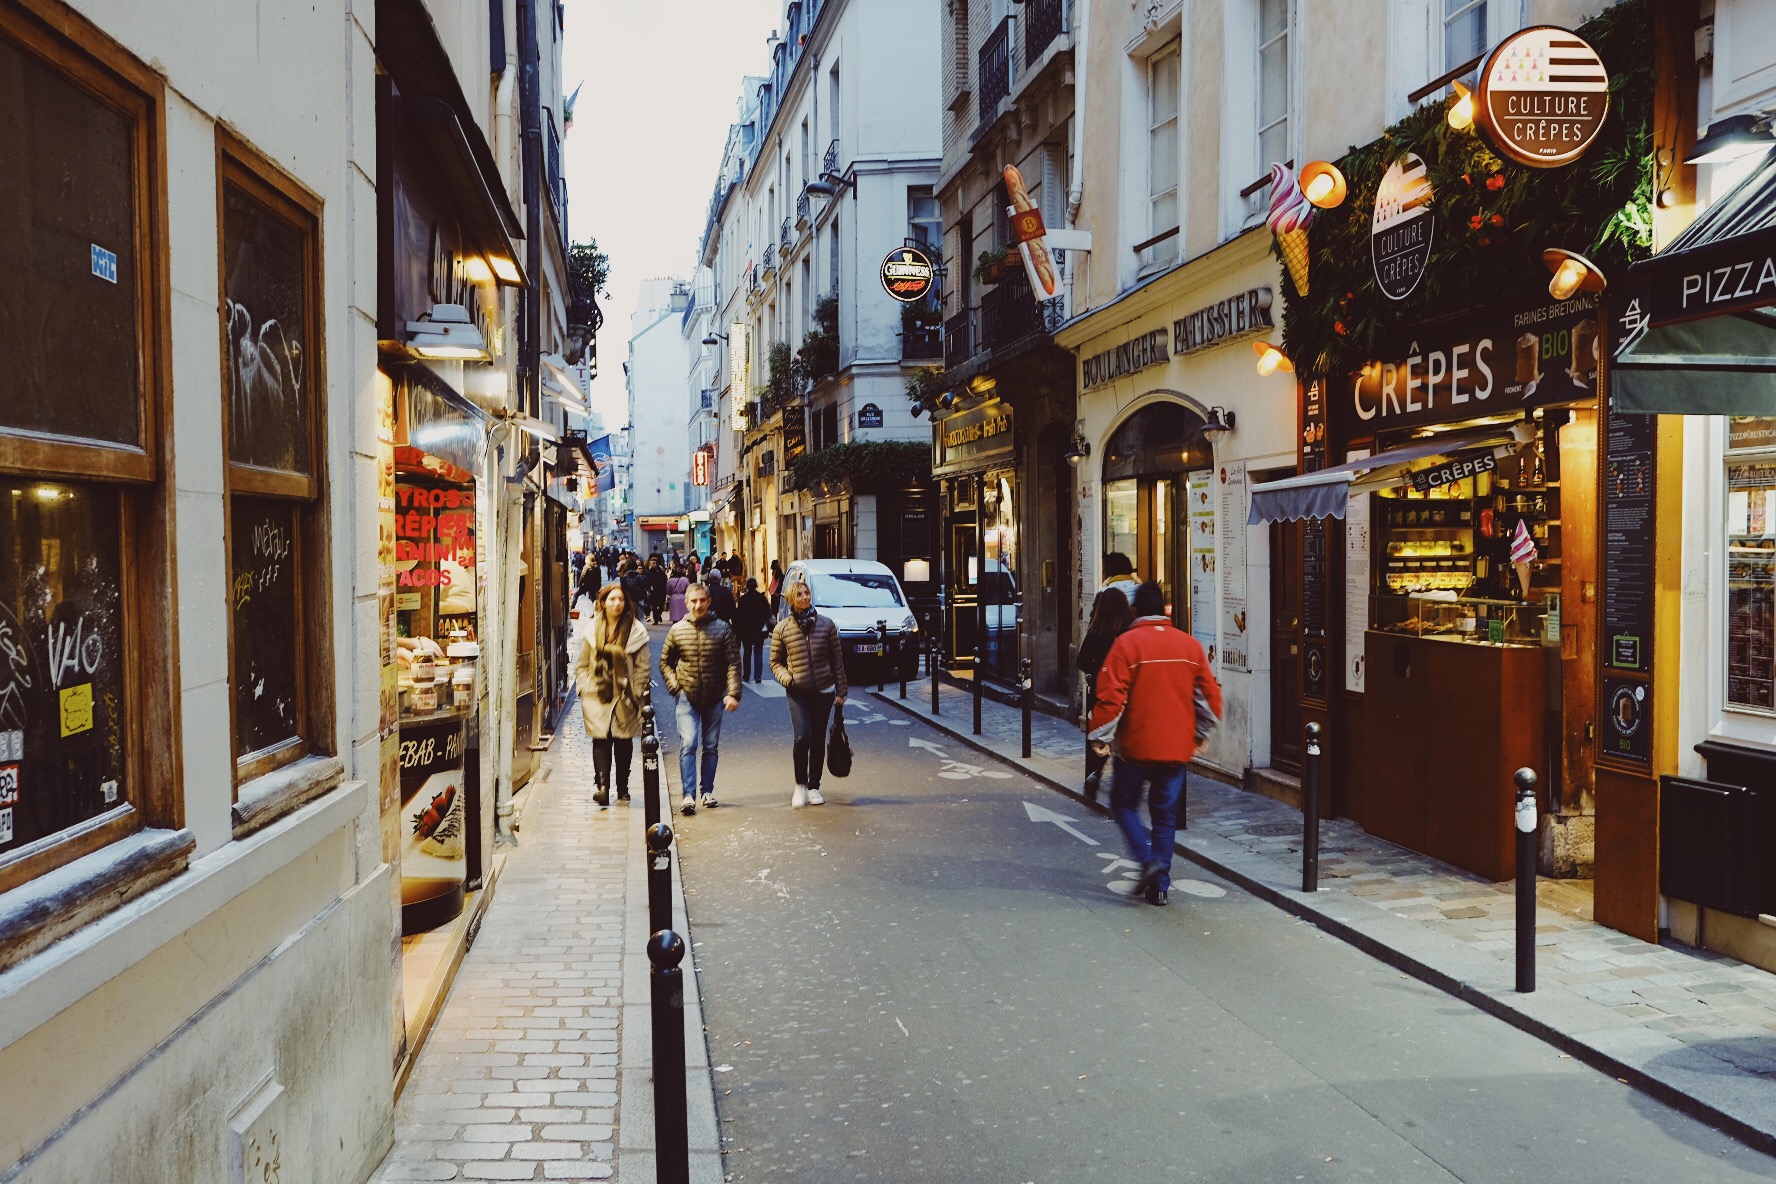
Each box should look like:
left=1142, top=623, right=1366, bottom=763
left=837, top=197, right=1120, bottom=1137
left=972, top=644, right=983, bottom=736
left=876, top=619, right=888, bottom=691
left=899, top=628, right=910, bottom=699
left=930, top=630, right=941, bottom=716
left=640, top=704, right=661, bottom=831
left=1302, top=722, right=1322, bottom=892
left=646, top=822, right=674, bottom=937
left=1515, top=767, right=1539, bottom=993
left=1019, top=657, right=1033, bottom=758
left=647, top=929, right=690, bottom=1184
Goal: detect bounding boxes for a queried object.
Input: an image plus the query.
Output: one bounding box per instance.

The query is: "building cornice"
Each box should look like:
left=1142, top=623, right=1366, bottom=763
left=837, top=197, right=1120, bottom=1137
left=1053, top=227, right=1276, bottom=349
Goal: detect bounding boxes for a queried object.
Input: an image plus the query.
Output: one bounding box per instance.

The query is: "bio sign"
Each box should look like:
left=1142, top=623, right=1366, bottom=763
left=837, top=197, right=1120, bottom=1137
left=1477, top=27, right=1610, bottom=169
left=880, top=247, right=936, bottom=304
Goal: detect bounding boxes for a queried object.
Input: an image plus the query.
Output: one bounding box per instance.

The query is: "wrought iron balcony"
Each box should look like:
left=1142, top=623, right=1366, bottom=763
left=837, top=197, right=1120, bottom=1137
left=978, top=271, right=1066, bottom=355
left=823, top=138, right=839, bottom=177
left=796, top=189, right=811, bottom=228
left=748, top=264, right=761, bottom=294
left=903, top=325, right=943, bottom=361
left=1025, top=0, right=1067, bottom=67
left=780, top=218, right=792, bottom=255
left=944, top=308, right=973, bottom=369
left=978, top=17, right=1012, bottom=116
left=761, top=244, right=776, bottom=275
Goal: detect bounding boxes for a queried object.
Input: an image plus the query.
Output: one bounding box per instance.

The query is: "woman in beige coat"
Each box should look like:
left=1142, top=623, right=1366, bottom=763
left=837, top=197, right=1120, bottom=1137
left=574, top=582, right=653, bottom=806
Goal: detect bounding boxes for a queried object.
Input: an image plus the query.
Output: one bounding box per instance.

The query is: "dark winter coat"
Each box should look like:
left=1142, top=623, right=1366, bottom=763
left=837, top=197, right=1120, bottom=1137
left=708, top=582, right=737, bottom=624
left=645, top=566, right=670, bottom=608
left=735, top=590, right=774, bottom=639
left=660, top=615, right=742, bottom=709
left=770, top=612, right=848, bottom=698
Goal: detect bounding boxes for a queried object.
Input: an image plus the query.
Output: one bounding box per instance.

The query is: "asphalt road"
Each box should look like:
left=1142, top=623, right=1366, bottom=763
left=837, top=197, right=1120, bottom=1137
left=661, top=671, right=1776, bottom=1182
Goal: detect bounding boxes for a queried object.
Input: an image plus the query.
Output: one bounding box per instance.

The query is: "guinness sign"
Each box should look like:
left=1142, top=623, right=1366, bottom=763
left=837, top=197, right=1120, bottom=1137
left=1371, top=153, right=1434, bottom=301
left=880, top=246, right=937, bottom=303
left=1478, top=27, right=1610, bottom=169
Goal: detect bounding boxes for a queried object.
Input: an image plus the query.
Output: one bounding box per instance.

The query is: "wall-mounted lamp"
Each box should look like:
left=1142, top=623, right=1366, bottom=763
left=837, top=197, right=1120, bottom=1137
left=1300, top=161, right=1348, bottom=209
left=406, top=303, right=490, bottom=361
left=1201, top=407, right=1237, bottom=440
left=967, top=374, right=997, bottom=398
left=1687, top=113, right=1774, bottom=164
left=1542, top=248, right=1607, bottom=301
left=701, top=330, right=731, bottom=346
left=804, top=171, right=854, bottom=198
left=1063, top=423, right=1091, bottom=466
left=937, top=391, right=956, bottom=411
left=1447, top=80, right=1476, bottom=132
left=1253, top=340, right=1294, bottom=377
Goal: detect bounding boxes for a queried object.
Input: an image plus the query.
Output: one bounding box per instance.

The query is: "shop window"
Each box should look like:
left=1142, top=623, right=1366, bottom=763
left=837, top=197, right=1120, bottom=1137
left=1726, top=449, right=1776, bottom=713
left=218, top=134, right=331, bottom=787
left=0, top=3, right=175, bottom=893
left=1257, top=0, right=1292, bottom=171
left=1143, top=39, right=1180, bottom=270
left=1444, top=0, right=1487, bottom=83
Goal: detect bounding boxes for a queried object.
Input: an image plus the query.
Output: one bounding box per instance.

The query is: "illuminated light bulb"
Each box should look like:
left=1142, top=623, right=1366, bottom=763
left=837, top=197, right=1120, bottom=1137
left=1448, top=81, right=1475, bottom=132
left=1299, top=161, right=1348, bottom=210
left=1548, top=257, right=1589, bottom=300
left=461, top=256, right=495, bottom=283
left=1253, top=340, right=1293, bottom=377
left=1304, top=172, right=1335, bottom=203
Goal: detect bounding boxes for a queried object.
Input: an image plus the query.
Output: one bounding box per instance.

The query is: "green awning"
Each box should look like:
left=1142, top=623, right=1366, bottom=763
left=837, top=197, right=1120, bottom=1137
left=1614, top=308, right=1776, bottom=415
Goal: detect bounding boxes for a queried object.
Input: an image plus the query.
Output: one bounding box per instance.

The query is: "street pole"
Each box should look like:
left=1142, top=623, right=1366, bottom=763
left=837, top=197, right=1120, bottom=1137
left=1515, top=767, right=1539, bottom=993
left=972, top=642, right=983, bottom=736
left=647, top=929, right=689, bottom=1184
left=929, top=626, right=940, bottom=716
left=1019, top=656, right=1032, bottom=759
left=640, top=703, right=661, bottom=830
left=876, top=619, right=888, bottom=692
left=646, top=822, right=674, bottom=937
left=899, top=627, right=909, bottom=699
left=1302, top=722, right=1321, bottom=892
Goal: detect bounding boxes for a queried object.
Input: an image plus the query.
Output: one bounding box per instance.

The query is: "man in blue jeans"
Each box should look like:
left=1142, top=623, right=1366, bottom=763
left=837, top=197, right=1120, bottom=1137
left=660, top=583, right=742, bottom=814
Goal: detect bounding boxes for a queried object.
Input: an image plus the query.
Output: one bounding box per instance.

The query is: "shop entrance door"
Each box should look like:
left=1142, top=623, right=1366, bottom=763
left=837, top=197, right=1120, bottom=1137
left=947, top=514, right=979, bottom=667
left=1270, top=521, right=1304, bottom=774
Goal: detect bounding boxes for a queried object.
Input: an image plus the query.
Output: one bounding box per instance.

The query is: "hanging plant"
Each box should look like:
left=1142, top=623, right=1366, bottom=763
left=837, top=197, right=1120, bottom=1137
left=786, top=440, right=931, bottom=494
left=1276, top=0, right=1654, bottom=379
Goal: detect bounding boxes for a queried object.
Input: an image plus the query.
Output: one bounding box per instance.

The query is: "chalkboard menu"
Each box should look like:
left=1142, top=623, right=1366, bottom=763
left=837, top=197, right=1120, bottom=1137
left=231, top=497, right=301, bottom=758
left=0, top=480, right=128, bottom=857
left=1303, top=519, right=1328, bottom=637
left=1599, top=288, right=1656, bottom=768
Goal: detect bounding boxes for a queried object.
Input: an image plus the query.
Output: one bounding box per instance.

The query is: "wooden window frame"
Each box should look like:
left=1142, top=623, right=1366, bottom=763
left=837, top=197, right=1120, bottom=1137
left=214, top=129, right=336, bottom=792
left=0, top=0, right=180, bottom=897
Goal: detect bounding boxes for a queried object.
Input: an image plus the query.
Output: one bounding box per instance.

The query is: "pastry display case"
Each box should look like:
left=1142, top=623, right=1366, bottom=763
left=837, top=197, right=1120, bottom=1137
left=1371, top=593, right=1554, bottom=646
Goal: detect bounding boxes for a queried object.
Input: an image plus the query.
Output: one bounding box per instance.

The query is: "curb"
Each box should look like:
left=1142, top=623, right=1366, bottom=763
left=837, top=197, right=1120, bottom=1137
left=870, top=689, right=1776, bottom=1157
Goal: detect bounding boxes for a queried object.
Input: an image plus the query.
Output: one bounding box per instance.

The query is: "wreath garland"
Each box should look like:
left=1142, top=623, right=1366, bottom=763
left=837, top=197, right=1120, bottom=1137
left=1277, top=0, right=1655, bottom=380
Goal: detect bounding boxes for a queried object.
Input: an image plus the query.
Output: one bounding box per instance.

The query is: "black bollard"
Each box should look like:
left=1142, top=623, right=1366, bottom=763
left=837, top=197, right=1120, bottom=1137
left=930, top=630, right=940, bottom=716
left=1019, top=657, right=1033, bottom=759
left=877, top=619, right=888, bottom=692
left=1302, top=722, right=1322, bottom=892
left=972, top=644, right=983, bottom=736
left=647, top=929, right=689, bottom=1184
left=641, top=704, right=661, bottom=830
left=899, top=628, right=910, bottom=699
left=646, top=823, right=674, bottom=937
left=1514, top=767, right=1538, bottom=993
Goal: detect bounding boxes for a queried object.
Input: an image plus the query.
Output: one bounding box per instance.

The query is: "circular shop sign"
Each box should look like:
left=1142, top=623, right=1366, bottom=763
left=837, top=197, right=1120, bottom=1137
left=1477, top=26, right=1610, bottom=168
left=1371, top=153, right=1435, bottom=302
left=880, top=246, right=936, bottom=304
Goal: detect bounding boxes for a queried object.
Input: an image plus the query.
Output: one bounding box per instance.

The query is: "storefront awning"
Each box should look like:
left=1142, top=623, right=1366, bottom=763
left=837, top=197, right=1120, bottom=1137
left=1612, top=152, right=1776, bottom=415
left=1248, top=426, right=1523, bottom=524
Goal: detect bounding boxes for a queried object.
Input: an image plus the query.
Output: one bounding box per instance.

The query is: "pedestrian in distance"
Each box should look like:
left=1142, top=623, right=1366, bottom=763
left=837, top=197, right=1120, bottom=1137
left=767, top=559, right=785, bottom=615
left=574, top=581, right=653, bottom=807
left=573, top=555, right=601, bottom=612
left=645, top=557, right=670, bottom=625
left=706, top=571, right=737, bottom=625
left=619, top=559, right=649, bottom=628
left=660, top=582, right=742, bottom=814
left=667, top=564, right=690, bottom=623
left=1098, top=551, right=1140, bottom=602
left=770, top=579, right=848, bottom=808
left=1088, top=581, right=1222, bottom=907
left=1075, top=585, right=1132, bottom=803
left=735, top=577, right=773, bottom=683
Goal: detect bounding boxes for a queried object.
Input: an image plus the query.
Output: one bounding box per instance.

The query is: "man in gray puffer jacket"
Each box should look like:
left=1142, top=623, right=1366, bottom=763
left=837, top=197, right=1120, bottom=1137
left=770, top=580, right=848, bottom=807
left=661, top=583, right=741, bottom=813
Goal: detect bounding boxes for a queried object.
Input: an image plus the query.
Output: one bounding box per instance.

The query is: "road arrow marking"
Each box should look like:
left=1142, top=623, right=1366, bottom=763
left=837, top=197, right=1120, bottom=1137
left=908, top=736, right=950, bottom=756
left=1023, top=800, right=1100, bottom=845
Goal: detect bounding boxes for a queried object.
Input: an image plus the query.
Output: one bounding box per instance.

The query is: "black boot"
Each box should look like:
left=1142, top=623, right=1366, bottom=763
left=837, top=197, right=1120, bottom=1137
left=593, top=777, right=609, bottom=807
left=616, top=781, right=631, bottom=802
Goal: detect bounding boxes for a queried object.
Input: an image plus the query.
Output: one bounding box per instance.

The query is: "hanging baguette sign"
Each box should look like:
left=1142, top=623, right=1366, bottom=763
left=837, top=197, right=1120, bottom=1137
left=1003, top=164, right=1060, bottom=301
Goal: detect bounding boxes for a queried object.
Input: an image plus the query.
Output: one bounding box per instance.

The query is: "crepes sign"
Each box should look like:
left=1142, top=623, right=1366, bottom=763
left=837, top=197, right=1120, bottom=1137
left=1477, top=27, right=1611, bottom=169
left=1409, top=449, right=1497, bottom=493
left=1371, top=153, right=1434, bottom=301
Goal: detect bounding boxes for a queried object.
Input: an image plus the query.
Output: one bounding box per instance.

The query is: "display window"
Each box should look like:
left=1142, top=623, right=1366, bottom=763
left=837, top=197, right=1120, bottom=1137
left=1099, top=402, right=1212, bottom=627
left=1725, top=453, right=1776, bottom=714
left=980, top=471, right=1018, bottom=679
left=0, top=3, right=176, bottom=895
left=218, top=131, right=331, bottom=787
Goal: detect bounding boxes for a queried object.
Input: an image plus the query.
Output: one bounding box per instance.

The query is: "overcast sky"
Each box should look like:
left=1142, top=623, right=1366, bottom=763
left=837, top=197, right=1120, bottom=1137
left=563, top=0, right=781, bottom=428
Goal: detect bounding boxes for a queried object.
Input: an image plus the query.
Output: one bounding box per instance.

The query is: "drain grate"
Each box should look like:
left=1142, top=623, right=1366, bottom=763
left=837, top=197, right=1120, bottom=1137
left=1247, top=821, right=1304, bottom=838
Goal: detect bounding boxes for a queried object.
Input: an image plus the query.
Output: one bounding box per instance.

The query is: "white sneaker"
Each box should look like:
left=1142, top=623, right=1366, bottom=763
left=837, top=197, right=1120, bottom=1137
left=792, top=784, right=808, bottom=808
left=681, top=795, right=697, bottom=816
left=807, top=788, right=825, bottom=806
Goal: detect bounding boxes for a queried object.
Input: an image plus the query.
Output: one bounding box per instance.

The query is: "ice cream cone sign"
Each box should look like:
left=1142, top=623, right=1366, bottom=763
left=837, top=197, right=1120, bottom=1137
left=1266, top=162, right=1315, bottom=296
left=1510, top=518, right=1538, bottom=598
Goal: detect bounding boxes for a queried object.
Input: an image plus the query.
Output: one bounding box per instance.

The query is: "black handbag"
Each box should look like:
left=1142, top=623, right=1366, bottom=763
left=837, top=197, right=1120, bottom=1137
left=826, top=704, right=853, bottom=778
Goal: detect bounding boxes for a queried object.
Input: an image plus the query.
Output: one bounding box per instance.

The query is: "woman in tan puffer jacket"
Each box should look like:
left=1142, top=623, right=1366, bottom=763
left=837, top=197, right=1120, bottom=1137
left=574, top=582, right=653, bottom=806
left=770, top=580, right=847, bottom=807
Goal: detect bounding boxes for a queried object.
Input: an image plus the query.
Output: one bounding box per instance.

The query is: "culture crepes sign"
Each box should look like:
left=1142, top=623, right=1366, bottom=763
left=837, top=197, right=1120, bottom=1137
left=1476, top=26, right=1611, bottom=169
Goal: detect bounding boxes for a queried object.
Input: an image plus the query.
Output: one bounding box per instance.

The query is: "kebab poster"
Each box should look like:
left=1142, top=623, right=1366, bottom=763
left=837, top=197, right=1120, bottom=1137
left=399, top=715, right=468, bottom=911
left=1003, top=164, right=1059, bottom=300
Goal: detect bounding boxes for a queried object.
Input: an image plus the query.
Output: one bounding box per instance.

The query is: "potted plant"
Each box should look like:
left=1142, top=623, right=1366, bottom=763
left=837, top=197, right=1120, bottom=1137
left=974, top=247, right=1012, bottom=285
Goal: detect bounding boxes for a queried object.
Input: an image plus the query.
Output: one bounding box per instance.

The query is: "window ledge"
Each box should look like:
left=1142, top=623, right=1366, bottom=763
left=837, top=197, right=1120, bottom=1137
left=0, top=827, right=194, bottom=977
left=232, top=754, right=345, bottom=839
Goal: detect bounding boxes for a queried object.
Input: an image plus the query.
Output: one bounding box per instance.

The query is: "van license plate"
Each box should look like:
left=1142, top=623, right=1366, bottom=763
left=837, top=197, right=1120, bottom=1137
left=852, top=643, right=883, bottom=655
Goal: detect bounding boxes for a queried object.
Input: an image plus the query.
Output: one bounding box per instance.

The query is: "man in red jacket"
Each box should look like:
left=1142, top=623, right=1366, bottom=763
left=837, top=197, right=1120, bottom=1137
left=1088, top=582, right=1223, bottom=906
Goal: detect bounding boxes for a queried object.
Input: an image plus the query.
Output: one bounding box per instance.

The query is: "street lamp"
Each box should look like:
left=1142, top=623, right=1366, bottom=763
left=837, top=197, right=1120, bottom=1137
left=1542, top=249, right=1607, bottom=301
left=701, top=330, right=730, bottom=346
left=1687, top=113, right=1774, bottom=164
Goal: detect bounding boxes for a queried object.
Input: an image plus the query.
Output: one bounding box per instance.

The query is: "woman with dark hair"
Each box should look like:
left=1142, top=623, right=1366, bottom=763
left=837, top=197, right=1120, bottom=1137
left=573, top=581, right=653, bottom=807
left=667, top=564, right=691, bottom=622
left=1075, top=585, right=1132, bottom=802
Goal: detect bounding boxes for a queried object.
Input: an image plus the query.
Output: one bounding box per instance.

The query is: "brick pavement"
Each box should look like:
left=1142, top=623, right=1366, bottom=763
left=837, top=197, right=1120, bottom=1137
left=878, top=677, right=1776, bottom=1151
left=370, top=689, right=721, bottom=1183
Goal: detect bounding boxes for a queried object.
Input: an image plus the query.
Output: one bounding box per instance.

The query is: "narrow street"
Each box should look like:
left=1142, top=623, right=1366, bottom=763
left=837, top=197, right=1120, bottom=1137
left=672, top=683, right=1776, bottom=1183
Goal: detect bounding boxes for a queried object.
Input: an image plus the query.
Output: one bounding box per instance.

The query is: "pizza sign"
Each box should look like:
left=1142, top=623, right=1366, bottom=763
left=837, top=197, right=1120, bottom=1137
left=1476, top=26, right=1610, bottom=168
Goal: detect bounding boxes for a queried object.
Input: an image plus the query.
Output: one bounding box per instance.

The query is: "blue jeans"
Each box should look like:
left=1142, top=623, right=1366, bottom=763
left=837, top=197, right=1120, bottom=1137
left=1109, top=759, right=1187, bottom=891
left=674, top=696, right=725, bottom=797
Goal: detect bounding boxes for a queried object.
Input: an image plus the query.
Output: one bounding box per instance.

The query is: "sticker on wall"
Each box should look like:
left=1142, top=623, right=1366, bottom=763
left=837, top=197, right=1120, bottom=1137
left=0, top=808, right=11, bottom=844
left=0, top=764, right=16, bottom=807
left=1371, top=153, right=1435, bottom=301
left=1477, top=26, right=1611, bottom=168
left=59, top=683, right=94, bottom=737
left=0, top=731, right=19, bottom=761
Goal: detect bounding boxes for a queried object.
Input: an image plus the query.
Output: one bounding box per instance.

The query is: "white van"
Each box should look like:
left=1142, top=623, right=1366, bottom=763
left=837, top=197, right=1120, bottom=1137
left=779, top=559, right=920, bottom=675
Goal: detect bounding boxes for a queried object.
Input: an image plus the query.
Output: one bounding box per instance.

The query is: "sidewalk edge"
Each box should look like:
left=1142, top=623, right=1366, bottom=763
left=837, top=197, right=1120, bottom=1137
left=870, top=689, right=1776, bottom=1157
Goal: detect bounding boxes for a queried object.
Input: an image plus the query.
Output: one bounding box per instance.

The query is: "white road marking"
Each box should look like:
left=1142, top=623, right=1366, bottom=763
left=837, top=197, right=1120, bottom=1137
left=907, top=736, right=949, bottom=756
left=1172, top=879, right=1227, bottom=899
left=1022, top=800, right=1100, bottom=845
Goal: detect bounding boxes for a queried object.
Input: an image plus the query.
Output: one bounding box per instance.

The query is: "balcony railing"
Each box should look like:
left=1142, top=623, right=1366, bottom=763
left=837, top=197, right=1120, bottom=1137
left=978, top=17, right=1012, bottom=115
left=796, top=189, right=812, bottom=228
left=944, top=309, right=973, bottom=369
left=978, top=272, right=1066, bottom=355
left=823, top=138, right=839, bottom=177
left=903, top=325, right=943, bottom=361
left=1025, top=0, right=1067, bottom=67
left=780, top=218, right=793, bottom=255
left=761, top=244, right=776, bottom=275
left=748, top=263, right=761, bottom=294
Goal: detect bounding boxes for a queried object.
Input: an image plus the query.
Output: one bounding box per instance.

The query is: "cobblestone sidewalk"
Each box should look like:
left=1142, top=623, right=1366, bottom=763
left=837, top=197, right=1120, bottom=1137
left=878, top=678, right=1776, bottom=1151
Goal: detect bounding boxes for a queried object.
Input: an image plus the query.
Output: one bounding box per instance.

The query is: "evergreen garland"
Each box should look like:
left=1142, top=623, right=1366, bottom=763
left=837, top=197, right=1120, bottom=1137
left=1277, top=0, right=1654, bottom=379
left=785, top=440, right=932, bottom=494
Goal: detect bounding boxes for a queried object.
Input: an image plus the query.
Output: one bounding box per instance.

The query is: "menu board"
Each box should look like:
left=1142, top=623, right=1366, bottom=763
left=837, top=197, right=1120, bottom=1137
left=1344, top=452, right=1372, bottom=693
left=1187, top=472, right=1216, bottom=662
left=1219, top=461, right=1248, bottom=671
left=1303, top=519, right=1328, bottom=637
left=231, top=498, right=301, bottom=757
left=1603, top=408, right=1655, bottom=672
